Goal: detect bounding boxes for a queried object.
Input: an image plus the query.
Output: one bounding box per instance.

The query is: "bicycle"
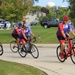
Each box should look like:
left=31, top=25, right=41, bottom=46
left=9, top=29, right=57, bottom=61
left=0, top=42, right=3, bottom=55
left=10, top=40, right=18, bottom=53
left=56, top=37, right=75, bottom=64
left=18, top=37, right=39, bottom=59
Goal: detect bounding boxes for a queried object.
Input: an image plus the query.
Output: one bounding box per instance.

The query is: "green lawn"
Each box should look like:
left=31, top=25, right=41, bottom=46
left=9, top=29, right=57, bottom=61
left=0, top=25, right=59, bottom=43
left=0, top=60, right=46, bottom=75
left=31, top=25, right=59, bottom=43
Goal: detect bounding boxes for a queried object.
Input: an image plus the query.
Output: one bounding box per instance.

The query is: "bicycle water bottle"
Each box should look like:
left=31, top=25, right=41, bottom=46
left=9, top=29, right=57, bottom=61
left=25, top=44, right=29, bottom=50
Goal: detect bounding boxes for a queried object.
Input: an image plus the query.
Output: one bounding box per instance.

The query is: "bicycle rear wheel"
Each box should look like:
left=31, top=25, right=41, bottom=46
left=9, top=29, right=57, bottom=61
left=56, top=45, right=66, bottom=62
left=0, top=43, right=3, bottom=55
left=10, top=41, right=18, bottom=53
left=30, top=44, right=39, bottom=59
left=70, top=48, right=75, bottom=64
left=18, top=45, right=27, bottom=58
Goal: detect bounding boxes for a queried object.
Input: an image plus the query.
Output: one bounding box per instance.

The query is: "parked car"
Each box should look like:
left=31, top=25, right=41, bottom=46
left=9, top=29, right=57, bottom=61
left=3, top=21, right=11, bottom=28
left=0, top=23, right=4, bottom=29
left=0, top=21, right=11, bottom=29
left=40, top=18, right=62, bottom=28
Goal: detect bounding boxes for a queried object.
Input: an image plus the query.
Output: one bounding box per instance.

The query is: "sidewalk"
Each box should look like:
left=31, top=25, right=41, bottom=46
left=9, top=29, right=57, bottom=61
left=3, top=44, right=59, bottom=48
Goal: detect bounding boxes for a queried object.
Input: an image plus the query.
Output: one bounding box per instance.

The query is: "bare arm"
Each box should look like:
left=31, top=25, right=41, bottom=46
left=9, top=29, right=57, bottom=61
left=70, top=29, right=75, bottom=36
left=30, top=31, right=35, bottom=37
left=61, top=31, right=66, bottom=39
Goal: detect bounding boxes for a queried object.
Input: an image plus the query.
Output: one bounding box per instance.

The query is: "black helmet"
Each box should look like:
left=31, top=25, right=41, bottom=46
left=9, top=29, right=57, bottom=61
left=18, top=22, right=22, bottom=27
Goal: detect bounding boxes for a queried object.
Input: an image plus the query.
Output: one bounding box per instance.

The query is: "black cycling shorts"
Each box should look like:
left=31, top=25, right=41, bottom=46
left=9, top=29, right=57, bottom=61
left=12, top=34, right=19, bottom=39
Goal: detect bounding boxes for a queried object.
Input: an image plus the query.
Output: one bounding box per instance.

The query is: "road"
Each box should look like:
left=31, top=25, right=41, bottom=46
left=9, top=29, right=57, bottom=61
left=0, top=44, right=75, bottom=75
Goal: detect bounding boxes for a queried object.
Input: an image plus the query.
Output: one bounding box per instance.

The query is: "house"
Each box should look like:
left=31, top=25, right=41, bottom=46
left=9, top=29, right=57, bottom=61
left=24, top=12, right=46, bottom=25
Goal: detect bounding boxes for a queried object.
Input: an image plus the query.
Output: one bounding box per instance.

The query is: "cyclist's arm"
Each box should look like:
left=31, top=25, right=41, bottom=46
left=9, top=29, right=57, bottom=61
left=30, top=31, right=35, bottom=37
left=68, top=24, right=75, bottom=36
left=59, top=24, right=66, bottom=39
left=70, top=29, right=75, bottom=36
left=16, top=28, right=20, bottom=35
left=22, top=29, right=27, bottom=40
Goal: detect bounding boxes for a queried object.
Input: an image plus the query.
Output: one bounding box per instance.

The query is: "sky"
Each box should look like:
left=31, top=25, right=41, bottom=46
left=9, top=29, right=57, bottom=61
left=34, top=0, right=69, bottom=7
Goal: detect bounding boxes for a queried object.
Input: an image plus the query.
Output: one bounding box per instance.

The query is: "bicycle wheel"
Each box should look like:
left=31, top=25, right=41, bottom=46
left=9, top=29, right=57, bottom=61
left=10, top=41, right=18, bottom=53
left=30, top=44, right=39, bottom=59
left=70, top=48, right=75, bottom=64
left=0, top=44, right=3, bottom=55
left=56, top=45, right=66, bottom=62
left=18, top=45, right=27, bottom=58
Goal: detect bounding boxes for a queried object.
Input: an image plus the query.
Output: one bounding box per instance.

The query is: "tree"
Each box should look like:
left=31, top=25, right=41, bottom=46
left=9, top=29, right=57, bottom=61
left=0, top=0, right=39, bottom=22
left=41, top=7, right=49, bottom=15
left=62, top=0, right=75, bottom=18
left=67, top=0, right=75, bottom=19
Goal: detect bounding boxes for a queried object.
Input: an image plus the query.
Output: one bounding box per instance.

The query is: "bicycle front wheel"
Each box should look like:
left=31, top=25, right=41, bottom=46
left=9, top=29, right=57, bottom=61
left=56, top=45, right=66, bottom=62
left=18, top=45, right=27, bottom=58
left=10, top=41, right=18, bottom=53
left=0, top=44, right=3, bottom=55
left=70, top=48, right=75, bottom=64
left=30, top=44, right=39, bottom=59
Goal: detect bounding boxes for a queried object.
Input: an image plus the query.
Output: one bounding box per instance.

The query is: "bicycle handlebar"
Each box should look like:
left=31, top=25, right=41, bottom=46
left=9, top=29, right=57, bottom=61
left=27, top=37, right=36, bottom=43
left=32, top=37, right=36, bottom=43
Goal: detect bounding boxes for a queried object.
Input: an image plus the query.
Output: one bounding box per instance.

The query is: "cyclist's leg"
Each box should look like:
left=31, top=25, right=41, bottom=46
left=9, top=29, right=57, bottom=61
left=16, top=38, right=20, bottom=45
left=57, top=36, right=65, bottom=53
left=20, top=39, right=26, bottom=48
left=59, top=40, right=65, bottom=53
left=12, top=34, right=18, bottom=42
left=57, top=36, right=65, bottom=58
left=12, top=34, right=20, bottom=45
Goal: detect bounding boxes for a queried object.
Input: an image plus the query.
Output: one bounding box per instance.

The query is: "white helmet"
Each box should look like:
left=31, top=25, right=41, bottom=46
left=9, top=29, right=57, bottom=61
left=24, top=24, right=28, bottom=28
left=23, top=23, right=29, bottom=28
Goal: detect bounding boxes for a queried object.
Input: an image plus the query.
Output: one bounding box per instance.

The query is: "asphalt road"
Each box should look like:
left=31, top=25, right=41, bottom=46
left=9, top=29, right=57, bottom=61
left=0, top=44, right=75, bottom=75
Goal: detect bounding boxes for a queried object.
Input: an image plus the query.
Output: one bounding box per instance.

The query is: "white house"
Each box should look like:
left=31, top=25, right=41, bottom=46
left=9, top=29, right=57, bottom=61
left=24, top=12, right=46, bottom=25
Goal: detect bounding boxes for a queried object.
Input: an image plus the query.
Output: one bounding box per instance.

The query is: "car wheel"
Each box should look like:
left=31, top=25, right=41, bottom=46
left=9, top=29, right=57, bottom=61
left=44, top=25, right=48, bottom=28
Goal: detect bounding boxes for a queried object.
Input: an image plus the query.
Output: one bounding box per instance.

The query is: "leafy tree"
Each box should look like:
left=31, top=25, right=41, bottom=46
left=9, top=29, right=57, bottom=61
left=31, top=5, right=41, bottom=15
left=0, top=0, right=38, bottom=22
left=67, top=0, right=75, bottom=18
left=41, top=7, right=49, bottom=15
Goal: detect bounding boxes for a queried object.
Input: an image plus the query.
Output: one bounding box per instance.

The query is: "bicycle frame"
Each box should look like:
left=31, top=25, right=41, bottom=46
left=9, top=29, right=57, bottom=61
left=64, top=38, right=73, bottom=57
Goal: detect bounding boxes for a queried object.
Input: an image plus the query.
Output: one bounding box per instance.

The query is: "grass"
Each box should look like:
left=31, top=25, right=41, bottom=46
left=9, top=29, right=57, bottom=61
left=31, top=25, right=59, bottom=43
left=0, top=29, right=14, bottom=43
left=0, top=60, right=46, bottom=75
left=0, top=25, right=59, bottom=43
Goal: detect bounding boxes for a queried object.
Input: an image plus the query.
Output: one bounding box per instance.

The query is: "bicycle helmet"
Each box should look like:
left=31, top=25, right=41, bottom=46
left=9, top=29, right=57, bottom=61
left=63, top=16, right=69, bottom=21
left=23, top=23, right=28, bottom=28
left=18, top=22, right=22, bottom=27
left=22, top=18, right=26, bottom=22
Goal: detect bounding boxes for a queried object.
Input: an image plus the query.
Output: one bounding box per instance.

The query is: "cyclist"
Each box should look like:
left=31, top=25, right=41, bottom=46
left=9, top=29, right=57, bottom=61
left=19, top=24, right=35, bottom=49
left=56, top=16, right=75, bottom=59
left=12, top=22, right=22, bottom=45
